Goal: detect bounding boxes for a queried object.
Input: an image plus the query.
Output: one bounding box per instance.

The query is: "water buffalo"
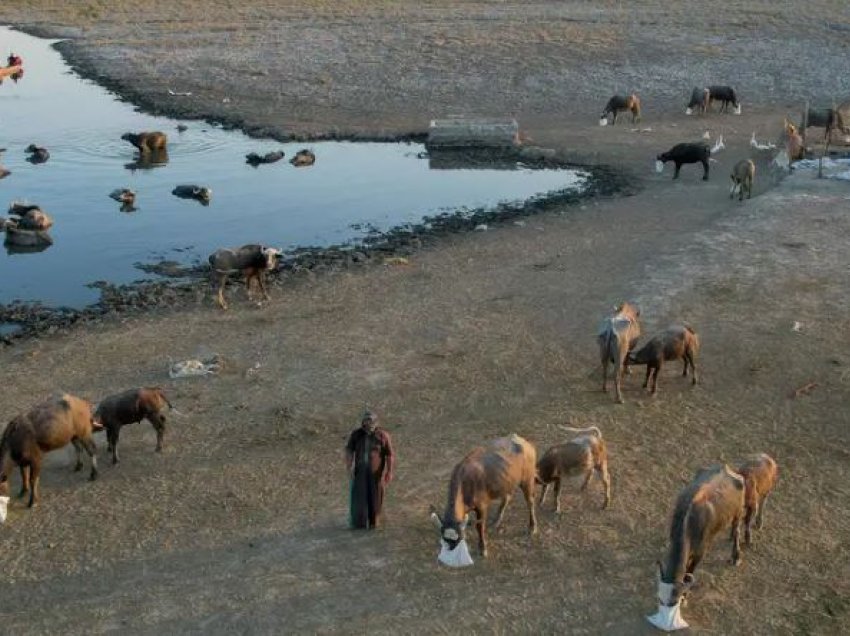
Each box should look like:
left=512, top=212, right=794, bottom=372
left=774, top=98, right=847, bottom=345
left=656, top=464, right=745, bottom=609
left=290, top=149, right=316, bottom=167
left=8, top=203, right=53, bottom=230
left=734, top=453, right=778, bottom=545
left=0, top=393, right=101, bottom=507
left=707, top=85, right=741, bottom=114
left=537, top=426, right=611, bottom=512
left=246, top=150, right=285, bottom=166
left=657, top=143, right=711, bottom=180
left=121, top=131, right=167, bottom=153
left=430, top=434, right=538, bottom=557
left=730, top=159, right=755, bottom=201
left=25, top=144, right=49, bottom=164
left=172, top=185, right=212, bottom=205
left=208, top=244, right=283, bottom=310
left=601, top=93, right=641, bottom=125
left=597, top=301, right=641, bottom=404
left=94, top=387, right=174, bottom=465
left=628, top=324, right=700, bottom=396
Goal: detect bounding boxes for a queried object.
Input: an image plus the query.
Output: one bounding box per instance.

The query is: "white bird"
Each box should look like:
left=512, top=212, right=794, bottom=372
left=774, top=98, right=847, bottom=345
left=750, top=132, right=776, bottom=151
left=709, top=135, right=725, bottom=154
left=702, top=131, right=711, bottom=140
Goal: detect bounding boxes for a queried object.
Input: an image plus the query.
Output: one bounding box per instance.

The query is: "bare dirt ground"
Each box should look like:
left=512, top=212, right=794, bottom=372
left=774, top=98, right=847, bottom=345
left=1, top=2, right=850, bottom=634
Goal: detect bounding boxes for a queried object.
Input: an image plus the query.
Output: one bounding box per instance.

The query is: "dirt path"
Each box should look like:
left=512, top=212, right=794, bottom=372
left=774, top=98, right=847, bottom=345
left=1, top=3, right=850, bottom=634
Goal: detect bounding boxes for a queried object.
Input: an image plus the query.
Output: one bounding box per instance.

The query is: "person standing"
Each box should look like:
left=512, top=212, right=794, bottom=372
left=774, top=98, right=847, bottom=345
left=345, top=410, right=394, bottom=529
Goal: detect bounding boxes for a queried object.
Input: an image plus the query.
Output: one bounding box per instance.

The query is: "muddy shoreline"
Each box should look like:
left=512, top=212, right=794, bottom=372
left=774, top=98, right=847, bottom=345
left=1, top=148, right=637, bottom=342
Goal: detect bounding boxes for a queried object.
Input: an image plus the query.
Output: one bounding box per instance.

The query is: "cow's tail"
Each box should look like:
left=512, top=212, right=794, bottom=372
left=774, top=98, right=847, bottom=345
left=559, top=425, right=603, bottom=439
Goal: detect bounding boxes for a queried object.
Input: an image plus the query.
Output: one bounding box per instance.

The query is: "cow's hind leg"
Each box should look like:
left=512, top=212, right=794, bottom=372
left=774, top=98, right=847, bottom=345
left=214, top=272, right=229, bottom=310
left=475, top=506, right=489, bottom=557
left=553, top=477, right=563, bottom=513
left=71, top=438, right=84, bottom=472
left=520, top=479, right=538, bottom=536
left=149, top=414, right=166, bottom=453
left=537, top=482, right=549, bottom=507
left=107, top=425, right=120, bottom=465
left=492, top=494, right=512, bottom=530
left=755, top=493, right=769, bottom=530
left=81, top=437, right=98, bottom=481
left=729, top=516, right=742, bottom=565
left=28, top=456, right=42, bottom=507
left=18, top=465, right=30, bottom=499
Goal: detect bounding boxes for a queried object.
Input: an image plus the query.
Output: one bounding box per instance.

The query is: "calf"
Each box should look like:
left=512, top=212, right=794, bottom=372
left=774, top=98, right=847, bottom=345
left=94, top=388, right=174, bottom=465
left=537, top=426, right=611, bottom=512
left=657, top=143, right=710, bottom=180
left=208, top=243, right=283, bottom=310
left=656, top=464, right=745, bottom=608
left=121, top=131, right=167, bottom=153
left=597, top=302, right=641, bottom=404
left=628, top=324, right=699, bottom=396
left=430, top=434, right=537, bottom=557
left=686, top=87, right=709, bottom=115
left=601, top=93, right=641, bottom=125
left=729, top=159, right=755, bottom=201
left=708, top=85, right=741, bottom=114
left=734, top=453, right=778, bottom=545
left=0, top=393, right=100, bottom=507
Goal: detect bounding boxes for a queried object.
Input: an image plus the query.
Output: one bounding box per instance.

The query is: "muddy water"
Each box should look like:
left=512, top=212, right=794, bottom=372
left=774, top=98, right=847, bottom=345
left=0, top=27, right=585, bottom=308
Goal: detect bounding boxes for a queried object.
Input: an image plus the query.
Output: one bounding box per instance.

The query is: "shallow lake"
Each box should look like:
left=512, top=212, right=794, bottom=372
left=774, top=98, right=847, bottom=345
left=0, top=26, right=585, bottom=308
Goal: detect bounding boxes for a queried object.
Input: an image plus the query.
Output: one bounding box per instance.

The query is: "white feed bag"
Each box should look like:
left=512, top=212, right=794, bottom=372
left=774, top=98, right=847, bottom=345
left=735, top=104, right=742, bottom=115
left=599, top=117, right=608, bottom=127
left=437, top=539, right=474, bottom=568
left=655, top=160, right=664, bottom=173
left=685, top=108, right=693, bottom=116
left=647, top=601, right=688, bottom=631
left=0, top=496, right=9, bottom=524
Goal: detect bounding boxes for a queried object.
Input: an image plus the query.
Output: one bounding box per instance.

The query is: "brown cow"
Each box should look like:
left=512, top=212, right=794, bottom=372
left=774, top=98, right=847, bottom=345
left=601, top=93, right=641, bottom=125
left=656, top=464, right=745, bottom=608
left=537, top=426, right=611, bottom=512
left=729, top=159, right=755, bottom=201
left=0, top=393, right=101, bottom=507
left=628, top=324, right=699, bottom=396
left=597, top=302, right=641, bottom=403
left=94, top=388, right=174, bottom=465
left=734, top=453, right=778, bottom=545
left=430, top=434, right=537, bottom=557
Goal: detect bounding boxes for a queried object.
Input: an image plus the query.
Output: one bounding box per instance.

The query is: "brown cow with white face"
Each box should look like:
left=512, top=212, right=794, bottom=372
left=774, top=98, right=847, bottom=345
left=0, top=393, right=101, bottom=507
left=430, top=434, right=538, bottom=558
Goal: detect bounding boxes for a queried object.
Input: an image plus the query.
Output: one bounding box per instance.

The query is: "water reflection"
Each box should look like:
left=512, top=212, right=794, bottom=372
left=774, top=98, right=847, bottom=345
left=0, top=26, right=586, bottom=308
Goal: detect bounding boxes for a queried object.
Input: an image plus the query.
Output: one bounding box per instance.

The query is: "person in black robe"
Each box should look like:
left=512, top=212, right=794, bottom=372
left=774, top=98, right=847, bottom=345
left=345, top=410, right=394, bottom=529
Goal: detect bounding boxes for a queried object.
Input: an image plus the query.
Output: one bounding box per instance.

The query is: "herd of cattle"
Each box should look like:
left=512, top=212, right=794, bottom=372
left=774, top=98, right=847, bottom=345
left=5, top=81, right=831, bottom=630
left=0, top=296, right=779, bottom=627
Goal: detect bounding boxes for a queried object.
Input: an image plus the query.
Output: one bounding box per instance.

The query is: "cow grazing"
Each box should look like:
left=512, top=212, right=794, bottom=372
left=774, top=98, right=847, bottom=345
left=729, top=159, right=755, bottom=201
left=657, top=143, right=710, bottom=180
left=208, top=244, right=283, bottom=310
left=734, top=453, right=778, bottom=545
left=94, top=388, right=174, bottom=465
left=686, top=87, right=709, bottom=115
left=0, top=393, right=101, bottom=507
left=121, top=131, right=167, bottom=153
left=601, top=93, right=641, bottom=125
left=628, top=324, right=699, bottom=396
left=430, top=434, right=538, bottom=557
left=290, top=149, right=316, bottom=167
left=708, top=85, right=741, bottom=114
left=597, top=302, right=641, bottom=404
left=537, top=426, right=611, bottom=512
left=656, top=464, right=745, bottom=608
